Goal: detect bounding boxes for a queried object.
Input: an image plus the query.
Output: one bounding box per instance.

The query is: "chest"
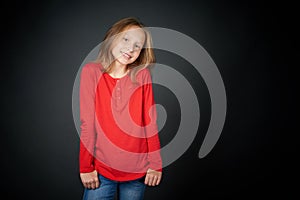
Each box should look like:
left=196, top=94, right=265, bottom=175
left=96, top=74, right=144, bottom=112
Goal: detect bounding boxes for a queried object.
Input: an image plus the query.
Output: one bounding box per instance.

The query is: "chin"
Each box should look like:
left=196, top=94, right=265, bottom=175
left=121, top=58, right=136, bottom=65
left=116, top=59, right=130, bottom=66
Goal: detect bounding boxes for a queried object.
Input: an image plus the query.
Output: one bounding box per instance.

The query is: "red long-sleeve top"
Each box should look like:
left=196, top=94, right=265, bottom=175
left=79, top=62, right=162, bottom=181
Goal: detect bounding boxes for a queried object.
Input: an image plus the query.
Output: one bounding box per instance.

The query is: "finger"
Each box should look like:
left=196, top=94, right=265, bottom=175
left=85, top=182, right=90, bottom=189
left=92, top=178, right=100, bottom=189
left=88, top=180, right=95, bottom=189
left=95, top=178, right=100, bottom=188
left=81, top=178, right=87, bottom=188
left=147, top=175, right=154, bottom=186
left=83, top=182, right=88, bottom=188
left=90, top=181, right=96, bottom=189
left=83, top=179, right=90, bottom=188
left=151, top=176, right=157, bottom=186
left=144, top=174, right=149, bottom=185
left=88, top=181, right=93, bottom=189
left=156, top=176, right=161, bottom=185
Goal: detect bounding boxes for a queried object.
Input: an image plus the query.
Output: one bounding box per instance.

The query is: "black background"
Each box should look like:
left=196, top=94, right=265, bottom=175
left=1, top=0, right=293, bottom=199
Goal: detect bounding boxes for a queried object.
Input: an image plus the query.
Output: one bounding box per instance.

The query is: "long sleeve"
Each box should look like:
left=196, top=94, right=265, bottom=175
left=79, top=64, right=97, bottom=173
left=143, top=70, right=163, bottom=171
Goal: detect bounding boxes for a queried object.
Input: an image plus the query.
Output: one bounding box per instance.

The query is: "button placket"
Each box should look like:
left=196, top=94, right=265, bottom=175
left=115, top=79, right=121, bottom=104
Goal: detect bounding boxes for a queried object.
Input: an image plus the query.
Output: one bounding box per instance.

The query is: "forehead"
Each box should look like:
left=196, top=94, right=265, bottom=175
left=123, top=26, right=145, bottom=43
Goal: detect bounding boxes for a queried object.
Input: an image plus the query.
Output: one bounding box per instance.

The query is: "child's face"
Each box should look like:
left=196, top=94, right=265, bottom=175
left=111, top=26, right=145, bottom=66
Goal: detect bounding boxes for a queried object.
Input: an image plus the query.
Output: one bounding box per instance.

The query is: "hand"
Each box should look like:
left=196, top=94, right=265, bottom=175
left=80, top=170, right=100, bottom=189
left=144, top=168, right=162, bottom=186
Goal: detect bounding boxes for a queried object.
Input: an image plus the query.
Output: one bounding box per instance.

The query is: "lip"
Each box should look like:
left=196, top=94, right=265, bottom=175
left=121, top=52, right=132, bottom=59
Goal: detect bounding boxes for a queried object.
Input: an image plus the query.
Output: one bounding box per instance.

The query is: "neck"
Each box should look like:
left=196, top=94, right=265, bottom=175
left=109, top=62, right=128, bottom=78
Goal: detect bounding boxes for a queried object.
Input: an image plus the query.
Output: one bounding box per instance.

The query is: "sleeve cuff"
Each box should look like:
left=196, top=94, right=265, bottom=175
left=79, top=166, right=95, bottom=173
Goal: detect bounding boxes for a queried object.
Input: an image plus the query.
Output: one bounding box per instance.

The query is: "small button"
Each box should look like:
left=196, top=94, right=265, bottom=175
left=117, top=87, right=120, bottom=90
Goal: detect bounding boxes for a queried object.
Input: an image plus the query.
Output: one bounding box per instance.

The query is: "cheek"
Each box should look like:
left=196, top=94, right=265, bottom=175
left=112, top=44, right=122, bottom=56
left=134, top=50, right=142, bottom=58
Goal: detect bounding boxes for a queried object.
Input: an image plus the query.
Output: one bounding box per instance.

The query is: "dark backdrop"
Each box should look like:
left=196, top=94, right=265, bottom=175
left=1, top=0, right=292, bottom=199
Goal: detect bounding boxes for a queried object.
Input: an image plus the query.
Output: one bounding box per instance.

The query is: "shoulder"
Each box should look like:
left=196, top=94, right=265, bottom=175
left=136, top=67, right=152, bottom=81
left=80, top=62, right=104, bottom=83
left=82, top=62, right=104, bottom=72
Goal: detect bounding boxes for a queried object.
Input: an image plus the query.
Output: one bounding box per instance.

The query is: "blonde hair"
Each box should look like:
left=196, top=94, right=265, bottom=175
left=95, top=17, right=155, bottom=82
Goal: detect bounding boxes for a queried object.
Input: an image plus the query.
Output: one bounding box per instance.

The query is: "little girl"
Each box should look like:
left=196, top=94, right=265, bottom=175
left=79, top=17, right=162, bottom=200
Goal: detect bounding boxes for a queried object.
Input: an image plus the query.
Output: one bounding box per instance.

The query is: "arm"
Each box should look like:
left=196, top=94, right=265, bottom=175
left=142, top=69, right=163, bottom=186
left=79, top=64, right=99, bottom=189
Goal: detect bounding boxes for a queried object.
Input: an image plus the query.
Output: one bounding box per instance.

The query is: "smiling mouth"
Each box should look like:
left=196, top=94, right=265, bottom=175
left=121, top=52, right=132, bottom=59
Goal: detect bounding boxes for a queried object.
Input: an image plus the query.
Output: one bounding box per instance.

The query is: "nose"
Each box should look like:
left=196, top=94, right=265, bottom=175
left=127, top=46, right=133, bottom=52
left=126, top=43, right=134, bottom=52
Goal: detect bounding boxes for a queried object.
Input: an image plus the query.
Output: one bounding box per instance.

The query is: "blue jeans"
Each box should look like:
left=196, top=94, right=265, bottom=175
left=83, top=174, right=146, bottom=200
